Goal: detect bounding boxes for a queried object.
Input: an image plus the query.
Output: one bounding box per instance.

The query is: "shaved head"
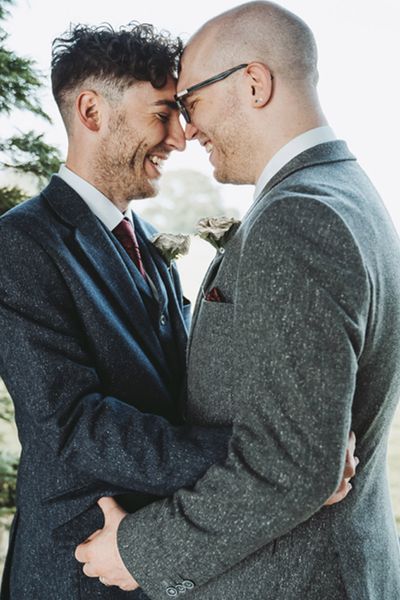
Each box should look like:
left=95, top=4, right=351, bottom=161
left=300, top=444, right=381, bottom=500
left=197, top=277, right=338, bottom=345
left=184, top=1, right=318, bottom=87
left=178, top=2, right=326, bottom=186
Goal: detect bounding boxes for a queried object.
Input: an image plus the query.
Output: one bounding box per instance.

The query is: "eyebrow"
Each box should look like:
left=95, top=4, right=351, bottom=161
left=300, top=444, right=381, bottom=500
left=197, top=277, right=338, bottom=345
left=151, top=100, right=178, bottom=110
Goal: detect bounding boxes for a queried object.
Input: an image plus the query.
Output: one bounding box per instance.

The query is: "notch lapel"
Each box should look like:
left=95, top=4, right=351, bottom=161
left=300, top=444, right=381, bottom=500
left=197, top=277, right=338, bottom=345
left=134, top=216, right=189, bottom=367
left=249, top=140, right=357, bottom=219
left=43, top=176, right=170, bottom=378
left=133, top=216, right=168, bottom=318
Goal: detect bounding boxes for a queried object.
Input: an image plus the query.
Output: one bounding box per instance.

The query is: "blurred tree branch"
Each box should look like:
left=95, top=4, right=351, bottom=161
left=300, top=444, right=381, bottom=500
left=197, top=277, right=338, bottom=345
left=0, top=0, right=61, bottom=217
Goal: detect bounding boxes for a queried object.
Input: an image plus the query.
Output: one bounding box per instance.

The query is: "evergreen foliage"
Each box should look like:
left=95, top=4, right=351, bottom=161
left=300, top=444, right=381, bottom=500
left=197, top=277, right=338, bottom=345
left=0, top=0, right=61, bottom=217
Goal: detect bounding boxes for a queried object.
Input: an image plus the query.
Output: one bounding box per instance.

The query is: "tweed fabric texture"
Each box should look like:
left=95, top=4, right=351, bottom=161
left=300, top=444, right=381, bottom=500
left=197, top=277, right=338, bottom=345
left=0, top=176, right=231, bottom=599
left=118, top=141, right=400, bottom=599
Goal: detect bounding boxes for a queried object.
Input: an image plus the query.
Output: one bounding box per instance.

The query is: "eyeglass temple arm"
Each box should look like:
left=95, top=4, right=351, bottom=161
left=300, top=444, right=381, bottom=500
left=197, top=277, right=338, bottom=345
left=175, top=63, right=249, bottom=99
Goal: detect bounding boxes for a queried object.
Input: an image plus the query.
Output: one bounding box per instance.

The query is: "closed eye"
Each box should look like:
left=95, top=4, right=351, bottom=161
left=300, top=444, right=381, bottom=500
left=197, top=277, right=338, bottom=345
left=157, top=113, right=170, bottom=123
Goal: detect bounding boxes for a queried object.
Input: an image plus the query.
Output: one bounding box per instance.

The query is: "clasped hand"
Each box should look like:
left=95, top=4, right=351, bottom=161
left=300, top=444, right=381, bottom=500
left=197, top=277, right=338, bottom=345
left=75, top=497, right=139, bottom=591
left=75, top=432, right=358, bottom=590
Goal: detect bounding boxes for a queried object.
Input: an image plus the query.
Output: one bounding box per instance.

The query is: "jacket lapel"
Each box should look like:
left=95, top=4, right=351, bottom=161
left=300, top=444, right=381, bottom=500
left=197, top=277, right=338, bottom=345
left=250, top=140, right=357, bottom=216
left=42, top=176, right=169, bottom=376
left=133, top=216, right=168, bottom=317
left=191, top=141, right=356, bottom=345
left=134, top=216, right=189, bottom=367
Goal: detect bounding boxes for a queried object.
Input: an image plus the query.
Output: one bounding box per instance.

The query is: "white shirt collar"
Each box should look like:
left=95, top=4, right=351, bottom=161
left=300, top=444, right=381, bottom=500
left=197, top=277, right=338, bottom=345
left=57, top=164, right=133, bottom=231
left=254, top=126, right=337, bottom=200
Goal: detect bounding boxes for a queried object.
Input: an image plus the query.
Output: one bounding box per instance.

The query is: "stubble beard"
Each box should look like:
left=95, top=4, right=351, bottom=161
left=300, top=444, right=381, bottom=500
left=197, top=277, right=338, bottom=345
left=211, top=105, right=248, bottom=185
left=93, top=115, right=156, bottom=203
left=213, top=132, right=244, bottom=185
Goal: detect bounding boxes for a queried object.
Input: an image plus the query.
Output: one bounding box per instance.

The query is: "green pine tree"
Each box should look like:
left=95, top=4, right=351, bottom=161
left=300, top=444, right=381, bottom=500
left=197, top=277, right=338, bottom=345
left=0, top=0, right=61, bottom=216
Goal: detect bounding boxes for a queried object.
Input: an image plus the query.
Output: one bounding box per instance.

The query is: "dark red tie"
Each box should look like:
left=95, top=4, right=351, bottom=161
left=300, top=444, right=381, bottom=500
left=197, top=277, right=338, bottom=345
left=112, top=218, right=146, bottom=278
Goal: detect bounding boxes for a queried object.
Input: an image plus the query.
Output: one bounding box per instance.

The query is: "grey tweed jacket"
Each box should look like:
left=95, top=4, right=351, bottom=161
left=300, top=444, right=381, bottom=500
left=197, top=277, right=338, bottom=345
left=118, top=141, right=400, bottom=599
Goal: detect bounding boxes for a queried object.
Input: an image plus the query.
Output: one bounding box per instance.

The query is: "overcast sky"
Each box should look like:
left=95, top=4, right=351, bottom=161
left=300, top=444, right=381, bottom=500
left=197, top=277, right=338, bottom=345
left=2, top=0, right=400, bottom=225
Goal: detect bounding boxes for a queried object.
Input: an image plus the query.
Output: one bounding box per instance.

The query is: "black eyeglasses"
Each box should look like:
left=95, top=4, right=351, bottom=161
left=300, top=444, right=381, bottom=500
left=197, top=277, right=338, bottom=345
left=174, top=63, right=249, bottom=124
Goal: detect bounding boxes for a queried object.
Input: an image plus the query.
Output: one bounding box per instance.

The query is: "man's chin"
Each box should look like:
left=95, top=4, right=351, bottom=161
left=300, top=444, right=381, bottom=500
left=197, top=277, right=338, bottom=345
left=213, top=165, right=248, bottom=186
left=128, top=180, right=159, bottom=200
left=213, top=167, right=234, bottom=185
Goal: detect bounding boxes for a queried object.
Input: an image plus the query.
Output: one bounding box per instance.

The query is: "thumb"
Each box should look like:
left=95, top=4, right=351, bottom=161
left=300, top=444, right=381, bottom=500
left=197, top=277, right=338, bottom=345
left=97, top=495, right=121, bottom=519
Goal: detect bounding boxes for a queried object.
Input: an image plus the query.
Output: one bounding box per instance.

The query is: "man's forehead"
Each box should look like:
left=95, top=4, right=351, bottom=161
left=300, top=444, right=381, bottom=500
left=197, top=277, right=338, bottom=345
left=178, top=35, right=218, bottom=90
left=178, top=53, right=204, bottom=90
left=142, top=76, right=177, bottom=96
left=152, top=78, right=178, bottom=106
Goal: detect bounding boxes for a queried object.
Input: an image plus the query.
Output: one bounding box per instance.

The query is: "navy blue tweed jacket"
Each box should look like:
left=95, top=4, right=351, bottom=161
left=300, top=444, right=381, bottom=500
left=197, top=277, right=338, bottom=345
left=0, top=176, right=229, bottom=599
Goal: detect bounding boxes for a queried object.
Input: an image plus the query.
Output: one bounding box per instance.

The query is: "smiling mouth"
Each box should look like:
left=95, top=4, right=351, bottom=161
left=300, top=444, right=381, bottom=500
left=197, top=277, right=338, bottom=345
left=146, top=153, right=169, bottom=176
left=148, top=154, right=166, bottom=167
left=200, top=140, right=214, bottom=154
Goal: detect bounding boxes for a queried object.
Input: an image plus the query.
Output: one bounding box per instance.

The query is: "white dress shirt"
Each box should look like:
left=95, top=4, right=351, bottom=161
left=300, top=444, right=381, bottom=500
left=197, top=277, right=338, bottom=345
left=254, top=126, right=337, bottom=200
left=57, top=165, right=160, bottom=298
left=57, top=164, right=132, bottom=230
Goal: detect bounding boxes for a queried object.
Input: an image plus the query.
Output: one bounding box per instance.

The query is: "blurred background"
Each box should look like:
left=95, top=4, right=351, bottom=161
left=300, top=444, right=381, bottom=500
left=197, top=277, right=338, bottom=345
left=1, top=0, right=399, bottom=574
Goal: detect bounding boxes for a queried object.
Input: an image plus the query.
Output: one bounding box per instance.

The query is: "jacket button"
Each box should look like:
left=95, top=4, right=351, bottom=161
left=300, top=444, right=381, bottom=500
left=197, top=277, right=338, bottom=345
left=166, top=587, right=177, bottom=597
left=176, top=584, right=185, bottom=593
left=182, top=580, right=195, bottom=589
left=160, top=314, right=167, bottom=326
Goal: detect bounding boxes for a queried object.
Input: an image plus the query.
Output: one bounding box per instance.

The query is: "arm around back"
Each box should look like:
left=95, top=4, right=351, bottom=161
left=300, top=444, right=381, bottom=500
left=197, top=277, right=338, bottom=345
left=116, top=196, right=370, bottom=596
left=0, top=219, right=231, bottom=521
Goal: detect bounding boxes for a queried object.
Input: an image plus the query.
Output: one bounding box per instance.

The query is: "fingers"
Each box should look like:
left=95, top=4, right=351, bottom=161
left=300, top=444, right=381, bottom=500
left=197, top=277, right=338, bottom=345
left=348, top=430, right=356, bottom=455
left=346, top=455, right=360, bottom=478
left=344, top=430, right=359, bottom=479
left=344, top=454, right=356, bottom=479
left=75, top=543, right=88, bottom=563
left=75, top=533, right=101, bottom=563
left=83, top=561, right=99, bottom=578
left=84, top=529, right=102, bottom=543
left=324, top=481, right=353, bottom=506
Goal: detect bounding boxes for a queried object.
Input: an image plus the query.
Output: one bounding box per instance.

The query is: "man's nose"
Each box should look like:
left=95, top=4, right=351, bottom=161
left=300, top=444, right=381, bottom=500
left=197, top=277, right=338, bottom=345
left=185, top=122, right=199, bottom=141
left=166, top=117, right=186, bottom=151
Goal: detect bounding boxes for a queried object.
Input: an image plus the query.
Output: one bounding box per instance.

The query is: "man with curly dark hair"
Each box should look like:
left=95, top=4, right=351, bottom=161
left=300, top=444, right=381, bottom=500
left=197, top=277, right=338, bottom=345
left=51, top=22, right=184, bottom=203
left=0, top=23, right=235, bottom=600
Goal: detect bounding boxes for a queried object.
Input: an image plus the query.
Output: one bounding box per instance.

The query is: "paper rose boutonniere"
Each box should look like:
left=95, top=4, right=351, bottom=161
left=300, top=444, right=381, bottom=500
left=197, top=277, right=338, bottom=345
left=152, top=233, right=191, bottom=267
left=196, top=216, right=241, bottom=251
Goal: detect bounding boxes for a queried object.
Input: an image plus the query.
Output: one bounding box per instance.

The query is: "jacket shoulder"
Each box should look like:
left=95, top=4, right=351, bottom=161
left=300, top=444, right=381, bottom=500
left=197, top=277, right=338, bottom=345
left=0, top=192, right=49, bottom=231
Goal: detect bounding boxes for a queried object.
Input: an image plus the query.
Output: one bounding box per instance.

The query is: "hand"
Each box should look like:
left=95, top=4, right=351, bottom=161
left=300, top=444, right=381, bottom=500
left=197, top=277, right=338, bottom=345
left=324, top=430, right=359, bottom=506
left=75, top=497, right=140, bottom=591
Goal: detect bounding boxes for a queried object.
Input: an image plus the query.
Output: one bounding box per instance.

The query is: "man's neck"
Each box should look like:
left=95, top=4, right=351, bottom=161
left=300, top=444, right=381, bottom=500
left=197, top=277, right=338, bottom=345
left=253, top=124, right=336, bottom=200
left=254, top=112, right=328, bottom=183
left=65, top=158, right=130, bottom=213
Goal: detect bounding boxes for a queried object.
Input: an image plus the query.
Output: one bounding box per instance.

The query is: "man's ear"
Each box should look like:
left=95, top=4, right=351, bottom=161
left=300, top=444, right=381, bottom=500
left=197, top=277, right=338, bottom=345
left=75, top=90, right=103, bottom=132
left=245, top=62, right=274, bottom=109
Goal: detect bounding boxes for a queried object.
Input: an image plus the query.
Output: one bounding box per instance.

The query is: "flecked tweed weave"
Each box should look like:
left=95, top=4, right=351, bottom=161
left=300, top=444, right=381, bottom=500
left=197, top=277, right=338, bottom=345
left=0, top=176, right=231, bottom=599
left=118, top=141, right=400, bottom=600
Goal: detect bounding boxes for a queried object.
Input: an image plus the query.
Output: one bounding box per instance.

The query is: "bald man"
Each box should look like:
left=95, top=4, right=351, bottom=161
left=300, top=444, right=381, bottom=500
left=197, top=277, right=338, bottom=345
left=76, top=2, right=400, bottom=598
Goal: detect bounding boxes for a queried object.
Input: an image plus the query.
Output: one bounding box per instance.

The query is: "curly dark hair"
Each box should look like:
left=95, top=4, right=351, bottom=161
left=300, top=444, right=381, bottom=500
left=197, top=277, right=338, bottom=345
left=51, top=22, right=182, bottom=122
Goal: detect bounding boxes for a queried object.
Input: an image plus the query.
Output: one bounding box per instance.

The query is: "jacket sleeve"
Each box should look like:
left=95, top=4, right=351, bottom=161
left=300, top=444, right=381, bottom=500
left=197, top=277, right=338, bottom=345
left=0, top=221, right=230, bottom=519
left=115, top=197, right=370, bottom=598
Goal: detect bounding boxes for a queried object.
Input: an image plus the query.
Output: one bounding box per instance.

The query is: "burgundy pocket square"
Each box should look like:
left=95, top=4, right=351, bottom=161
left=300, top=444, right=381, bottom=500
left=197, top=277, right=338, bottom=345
left=204, top=287, right=225, bottom=302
